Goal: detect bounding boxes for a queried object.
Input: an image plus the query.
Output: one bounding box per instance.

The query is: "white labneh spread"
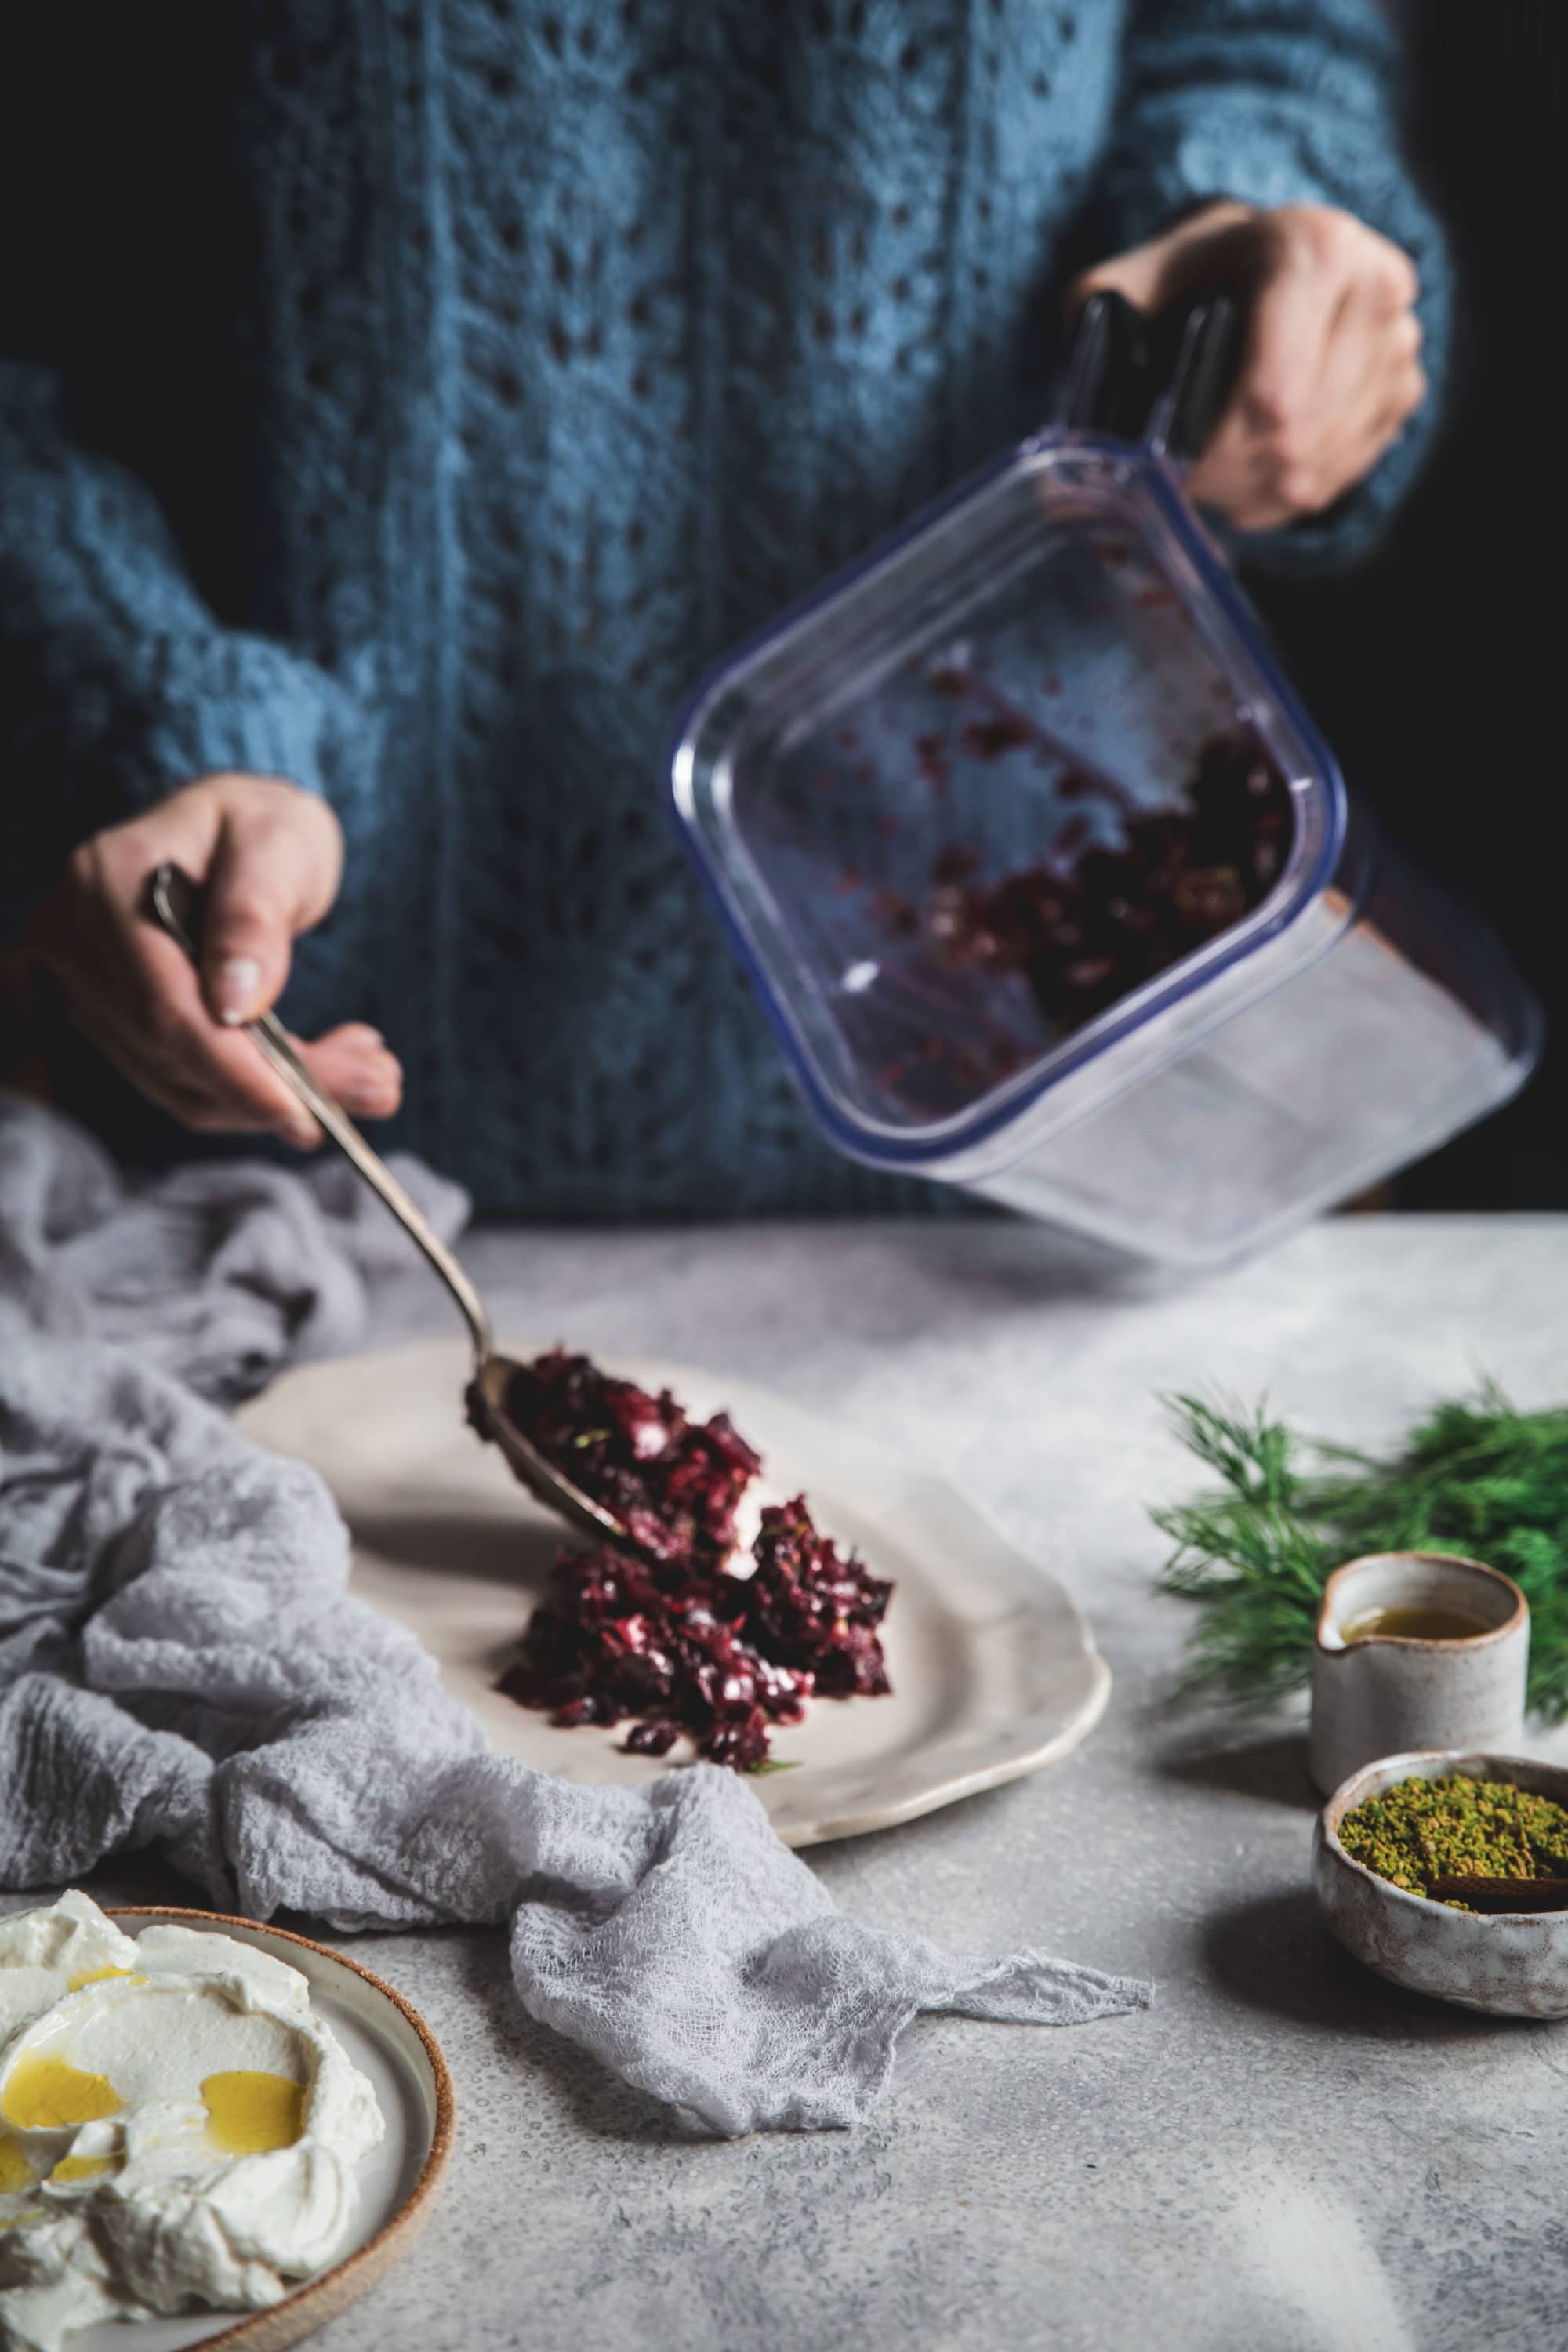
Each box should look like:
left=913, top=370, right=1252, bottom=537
left=0, top=1890, right=384, bottom=2352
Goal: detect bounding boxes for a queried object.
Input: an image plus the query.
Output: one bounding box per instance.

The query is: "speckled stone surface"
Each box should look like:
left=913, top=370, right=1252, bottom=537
left=9, top=1214, right=1568, bottom=2352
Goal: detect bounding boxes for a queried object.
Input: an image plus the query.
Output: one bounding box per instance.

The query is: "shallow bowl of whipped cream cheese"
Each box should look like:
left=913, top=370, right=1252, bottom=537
left=0, top=1892, right=453, bottom=2352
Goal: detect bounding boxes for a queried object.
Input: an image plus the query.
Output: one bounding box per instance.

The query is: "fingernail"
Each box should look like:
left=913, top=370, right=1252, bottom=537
left=214, top=957, right=263, bottom=1025
left=281, top=1116, right=319, bottom=1150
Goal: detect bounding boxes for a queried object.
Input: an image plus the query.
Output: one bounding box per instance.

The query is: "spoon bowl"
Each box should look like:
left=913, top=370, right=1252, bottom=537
left=466, top=1350, right=626, bottom=1548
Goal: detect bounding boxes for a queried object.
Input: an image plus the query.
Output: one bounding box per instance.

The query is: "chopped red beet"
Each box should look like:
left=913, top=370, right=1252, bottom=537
left=495, top=1359, right=894, bottom=1769
left=872, top=885, right=920, bottom=936
left=622, top=1718, right=682, bottom=1755
left=503, top=1348, right=760, bottom=1573
left=915, top=731, right=950, bottom=796
left=496, top=1538, right=808, bottom=1767
left=911, top=728, right=1292, bottom=1043
left=498, top=1531, right=817, bottom=1769
left=958, top=711, right=1032, bottom=760
left=931, top=842, right=981, bottom=887
left=744, top=1498, right=892, bottom=1699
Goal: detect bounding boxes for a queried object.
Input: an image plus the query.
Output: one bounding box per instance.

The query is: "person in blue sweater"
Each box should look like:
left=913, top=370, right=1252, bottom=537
left=0, top=2, right=1442, bottom=1218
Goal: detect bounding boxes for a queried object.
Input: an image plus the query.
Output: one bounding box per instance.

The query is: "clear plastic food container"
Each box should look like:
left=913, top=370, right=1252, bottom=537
left=667, top=304, right=1541, bottom=1268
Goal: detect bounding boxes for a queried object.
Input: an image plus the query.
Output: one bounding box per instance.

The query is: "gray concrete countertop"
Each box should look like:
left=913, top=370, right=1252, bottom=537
left=12, top=1213, right=1568, bottom=2352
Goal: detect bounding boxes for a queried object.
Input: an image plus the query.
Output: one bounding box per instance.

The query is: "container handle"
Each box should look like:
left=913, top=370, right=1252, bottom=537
left=1057, top=288, right=1243, bottom=465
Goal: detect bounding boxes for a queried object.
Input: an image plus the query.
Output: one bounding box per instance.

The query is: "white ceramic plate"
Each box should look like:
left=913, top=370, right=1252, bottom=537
left=65, top=1910, right=453, bottom=2352
left=238, top=1339, right=1110, bottom=1846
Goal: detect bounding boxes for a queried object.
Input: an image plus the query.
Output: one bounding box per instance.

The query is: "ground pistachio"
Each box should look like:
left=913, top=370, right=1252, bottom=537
left=1338, top=1774, right=1568, bottom=1909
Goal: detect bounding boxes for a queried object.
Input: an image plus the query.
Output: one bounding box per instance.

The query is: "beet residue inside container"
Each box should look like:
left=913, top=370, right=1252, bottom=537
left=909, top=726, right=1294, bottom=1043
left=496, top=1352, right=893, bottom=1770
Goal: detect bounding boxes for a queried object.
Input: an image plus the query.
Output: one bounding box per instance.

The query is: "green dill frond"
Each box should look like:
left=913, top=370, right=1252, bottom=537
left=1152, top=1384, right=1568, bottom=1721
left=1153, top=1395, right=1332, bottom=1705
left=1162, top=1393, right=1297, bottom=1504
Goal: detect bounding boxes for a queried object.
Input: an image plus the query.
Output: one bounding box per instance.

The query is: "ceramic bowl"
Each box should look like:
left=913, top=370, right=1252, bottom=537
left=1314, top=1748, right=1568, bottom=2017
left=103, top=1907, right=454, bottom=2348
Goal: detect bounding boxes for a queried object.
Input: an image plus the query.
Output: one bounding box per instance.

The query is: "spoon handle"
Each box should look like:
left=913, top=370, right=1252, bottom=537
left=146, top=862, right=492, bottom=1363
left=1426, top=1874, right=1568, bottom=1913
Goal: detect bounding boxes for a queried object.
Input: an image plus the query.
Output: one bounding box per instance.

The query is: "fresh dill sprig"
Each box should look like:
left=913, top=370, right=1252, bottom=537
left=1153, top=1387, right=1568, bottom=1721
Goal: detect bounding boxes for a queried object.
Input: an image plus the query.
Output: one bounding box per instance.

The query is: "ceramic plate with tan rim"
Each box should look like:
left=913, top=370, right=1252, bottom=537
left=67, top=1909, right=455, bottom=2352
left=237, top=1338, right=1111, bottom=1846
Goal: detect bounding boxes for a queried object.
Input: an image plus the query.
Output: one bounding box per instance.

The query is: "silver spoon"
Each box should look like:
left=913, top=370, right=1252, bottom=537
left=146, top=861, right=631, bottom=1554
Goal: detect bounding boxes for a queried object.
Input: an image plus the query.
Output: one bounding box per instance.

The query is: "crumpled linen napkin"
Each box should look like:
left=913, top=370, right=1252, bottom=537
left=0, top=1093, right=1149, bottom=2133
left=0, top=1091, right=468, bottom=1404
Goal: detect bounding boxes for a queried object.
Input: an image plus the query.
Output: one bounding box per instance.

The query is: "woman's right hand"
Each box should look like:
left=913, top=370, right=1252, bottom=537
left=28, top=773, right=403, bottom=1147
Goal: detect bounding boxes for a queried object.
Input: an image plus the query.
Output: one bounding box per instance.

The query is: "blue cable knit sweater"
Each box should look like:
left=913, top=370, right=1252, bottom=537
left=0, top=1, right=1446, bottom=1218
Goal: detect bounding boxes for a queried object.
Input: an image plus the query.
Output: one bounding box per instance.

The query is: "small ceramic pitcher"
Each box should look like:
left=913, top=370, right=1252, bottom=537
left=1310, top=1552, right=1529, bottom=1795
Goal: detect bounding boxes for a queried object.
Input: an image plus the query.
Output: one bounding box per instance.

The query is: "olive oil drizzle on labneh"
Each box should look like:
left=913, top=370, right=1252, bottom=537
left=2, top=2054, right=122, bottom=2132
left=1339, top=1604, right=1490, bottom=1644
left=201, top=2072, right=306, bottom=2157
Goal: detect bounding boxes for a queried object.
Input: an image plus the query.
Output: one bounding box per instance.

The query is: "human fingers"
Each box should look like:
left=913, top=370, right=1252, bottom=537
left=53, top=963, right=323, bottom=1144
left=198, top=783, right=343, bottom=1025
left=293, top=1025, right=405, bottom=1122
left=31, top=776, right=358, bottom=1143
left=1065, top=200, right=1255, bottom=318
left=1193, top=281, right=1424, bottom=527
left=1192, top=217, right=1348, bottom=510
left=67, top=997, right=405, bottom=1143
left=1306, top=285, right=1426, bottom=498
left=1189, top=209, right=1421, bottom=526
left=32, top=824, right=321, bottom=1140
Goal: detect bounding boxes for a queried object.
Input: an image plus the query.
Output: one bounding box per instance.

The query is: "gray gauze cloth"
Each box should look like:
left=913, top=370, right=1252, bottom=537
left=0, top=1092, right=469, bottom=1405
left=0, top=1094, right=1149, bottom=2135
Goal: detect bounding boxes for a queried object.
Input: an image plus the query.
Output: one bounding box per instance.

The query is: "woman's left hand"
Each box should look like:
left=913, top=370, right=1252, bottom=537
left=1069, top=199, right=1427, bottom=532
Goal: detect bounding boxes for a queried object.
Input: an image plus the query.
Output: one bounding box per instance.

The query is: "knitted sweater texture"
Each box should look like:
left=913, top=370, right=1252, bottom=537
left=0, top=2, right=1447, bottom=1216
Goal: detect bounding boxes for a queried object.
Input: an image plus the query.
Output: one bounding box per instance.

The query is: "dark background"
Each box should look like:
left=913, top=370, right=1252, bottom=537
left=1, top=5, right=1559, bottom=1213
left=1252, top=0, right=1565, bottom=1209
